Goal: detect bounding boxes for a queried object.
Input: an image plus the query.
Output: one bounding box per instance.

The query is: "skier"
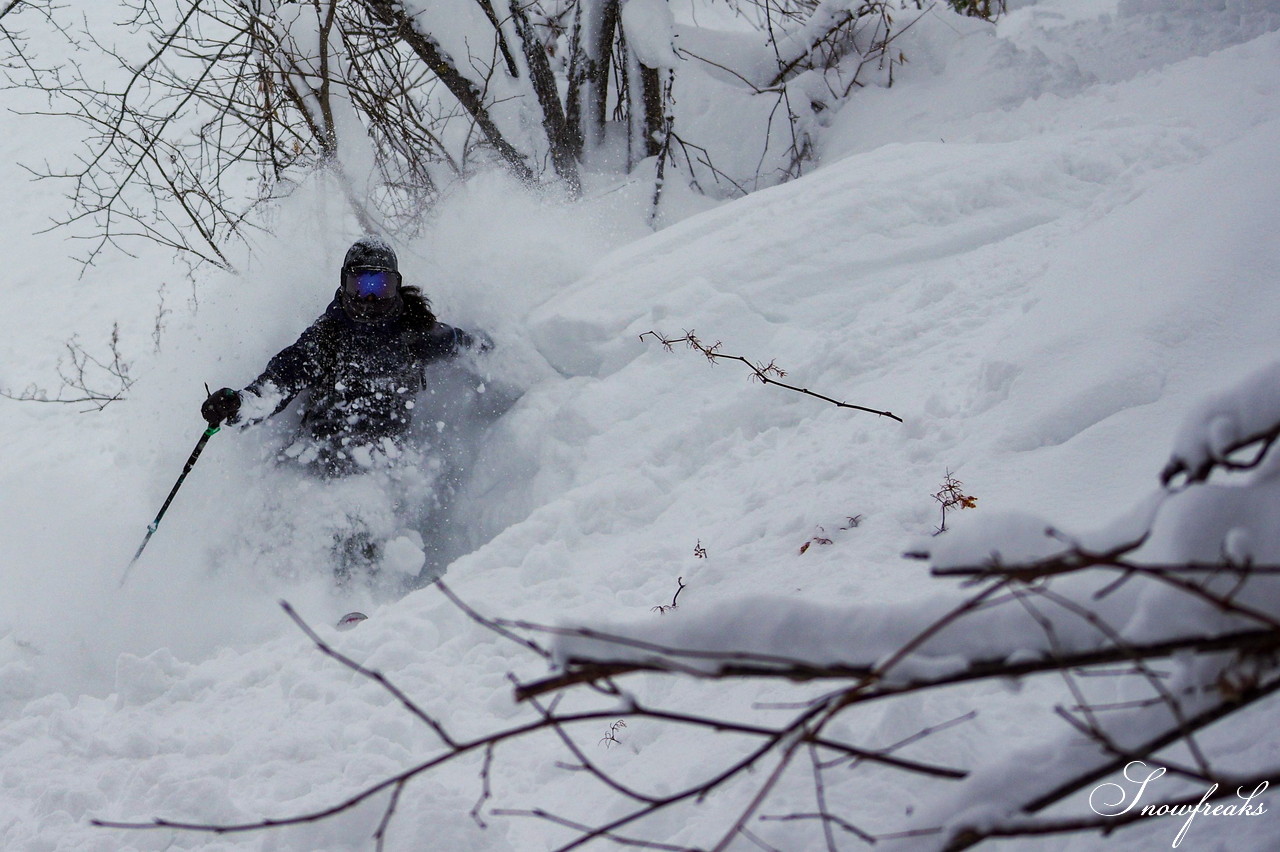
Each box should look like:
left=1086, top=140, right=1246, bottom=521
left=200, top=236, right=491, bottom=478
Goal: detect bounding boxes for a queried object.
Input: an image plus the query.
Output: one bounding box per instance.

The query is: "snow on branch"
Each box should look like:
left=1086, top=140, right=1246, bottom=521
left=94, top=598, right=969, bottom=849
left=510, top=553, right=1280, bottom=847
left=505, top=359, right=1280, bottom=848
left=11, top=0, right=990, bottom=269
left=1161, top=361, right=1280, bottom=487
left=91, top=360, right=1280, bottom=849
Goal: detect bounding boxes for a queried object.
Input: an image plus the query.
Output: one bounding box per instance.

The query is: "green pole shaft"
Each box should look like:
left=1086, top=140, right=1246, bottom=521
left=120, top=425, right=219, bottom=586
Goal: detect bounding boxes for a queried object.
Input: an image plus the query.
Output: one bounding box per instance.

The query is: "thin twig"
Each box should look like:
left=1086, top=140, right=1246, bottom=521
left=641, top=330, right=902, bottom=422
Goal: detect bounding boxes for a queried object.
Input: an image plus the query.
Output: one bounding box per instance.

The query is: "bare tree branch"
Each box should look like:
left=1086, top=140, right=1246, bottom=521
left=641, top=330, right=902, bottom=421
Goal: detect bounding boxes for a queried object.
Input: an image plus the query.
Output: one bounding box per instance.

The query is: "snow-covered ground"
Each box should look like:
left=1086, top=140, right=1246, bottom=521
left=2, top=1, right=1280, bottom=849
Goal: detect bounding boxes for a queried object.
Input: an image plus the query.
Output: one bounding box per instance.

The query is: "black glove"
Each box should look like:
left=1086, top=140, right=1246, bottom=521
left=201, top=387, right=242, bottom=426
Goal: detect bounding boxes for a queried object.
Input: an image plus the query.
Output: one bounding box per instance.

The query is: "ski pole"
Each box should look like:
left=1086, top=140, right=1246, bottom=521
left=120, top=424, right=220, bottom=586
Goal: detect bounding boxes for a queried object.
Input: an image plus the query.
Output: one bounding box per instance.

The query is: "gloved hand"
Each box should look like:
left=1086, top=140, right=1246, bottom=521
left=469, top=329, right=495, bottom=353
left=201, top=387, right=242, bottom=426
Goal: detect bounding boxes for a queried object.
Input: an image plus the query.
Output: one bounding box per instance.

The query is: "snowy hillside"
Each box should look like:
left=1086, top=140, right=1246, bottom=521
left=3, top=1, right=1280, bottom=849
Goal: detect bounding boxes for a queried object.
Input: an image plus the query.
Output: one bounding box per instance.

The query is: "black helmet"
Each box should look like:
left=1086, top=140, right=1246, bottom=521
left=340, top=237, right=404, bottom=323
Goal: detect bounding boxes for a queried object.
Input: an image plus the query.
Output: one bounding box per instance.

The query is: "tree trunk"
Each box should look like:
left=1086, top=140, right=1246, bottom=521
left=566, top=0, right=620, bottom=154
left=361, top=0, right=535, bottom=184
left=507, top=0, right=582, bottom=193
left=640, top=63, right=662, bottom=159
left=622, top=39, right=662, bottom=167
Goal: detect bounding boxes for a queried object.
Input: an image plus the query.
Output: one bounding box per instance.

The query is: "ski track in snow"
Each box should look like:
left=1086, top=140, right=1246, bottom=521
left=2, top=2, right=1280, bottom=850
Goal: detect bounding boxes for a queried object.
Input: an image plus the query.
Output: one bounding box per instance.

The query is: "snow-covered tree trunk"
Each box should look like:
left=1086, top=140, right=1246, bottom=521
left=12, top=0, right=949, bottom=267
left=507, top=0, right=582, bottom=192
left=362, top=0, right=536, bottom=184
left=565, top=0, right=620, bottom=157
left=619, top=0, right=674, bottom=167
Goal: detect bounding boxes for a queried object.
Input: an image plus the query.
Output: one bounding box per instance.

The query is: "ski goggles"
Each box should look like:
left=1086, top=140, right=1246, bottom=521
left=342, top=267, right=401, bottom=300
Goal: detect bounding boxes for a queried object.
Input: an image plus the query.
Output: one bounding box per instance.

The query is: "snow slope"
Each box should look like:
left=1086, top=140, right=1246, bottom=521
left=2, top=1, right=1280, bottom=849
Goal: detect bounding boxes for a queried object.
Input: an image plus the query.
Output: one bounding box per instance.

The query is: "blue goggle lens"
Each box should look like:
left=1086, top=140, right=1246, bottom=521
left=345, top=268, right=399, bottom=299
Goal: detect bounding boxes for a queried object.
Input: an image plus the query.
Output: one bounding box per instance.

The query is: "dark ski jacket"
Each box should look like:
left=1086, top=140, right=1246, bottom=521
left=239, top=289, right=485, bottom=452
